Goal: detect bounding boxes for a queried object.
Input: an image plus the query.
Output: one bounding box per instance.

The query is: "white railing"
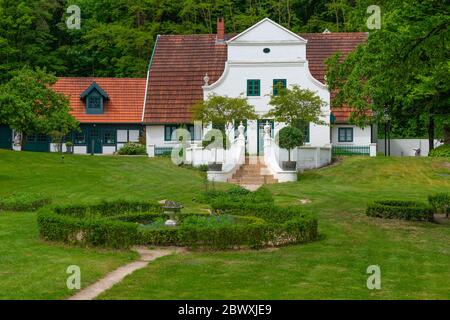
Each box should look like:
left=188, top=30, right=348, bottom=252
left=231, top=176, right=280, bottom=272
left=263, top=125, right=298, bottom=183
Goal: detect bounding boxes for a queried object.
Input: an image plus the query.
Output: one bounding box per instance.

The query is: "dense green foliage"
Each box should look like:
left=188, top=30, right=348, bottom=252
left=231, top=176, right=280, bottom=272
left=0, top=193, right=51, bottom=212
left=0, top=68, right=79, bottom=142
left=366, top=200, right=434, bottom=221
left=37, top=193, right=318, bottom=249
left=428, top=193, right=450, bottom=217
left=326, top=0, right=449, bottom=143
left=278, top=126, right=305, bottom=161
left=117, top=142, right=147, bottom=155
left=429, top=144, right=450, bottom=158
left=0, top=0, right=386, bottom=82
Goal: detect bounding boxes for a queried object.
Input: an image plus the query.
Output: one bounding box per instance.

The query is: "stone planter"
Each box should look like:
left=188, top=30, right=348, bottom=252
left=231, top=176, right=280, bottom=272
left=208, top=162, right=223, bottom=171
left=282, top=161, right=297, bottom=171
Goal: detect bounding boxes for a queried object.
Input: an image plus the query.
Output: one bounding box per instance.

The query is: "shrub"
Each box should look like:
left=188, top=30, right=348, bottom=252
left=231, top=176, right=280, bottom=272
left=0, top=193, right=51, bottom=212
left=117, top=142, right=147, bottom=155
left=366, top=200, right=434, bottom=221
left=428, top=193, right=450, bottom=218
left=278, top=126, right=305, bottom=161
left=37, top=195, right=318, bottom=250
left=429, top=144, right=450, bottom=157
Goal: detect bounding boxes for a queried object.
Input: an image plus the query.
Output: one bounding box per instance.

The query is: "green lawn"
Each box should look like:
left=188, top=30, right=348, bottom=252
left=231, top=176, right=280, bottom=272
left=1, top=150, right=449, bottom=299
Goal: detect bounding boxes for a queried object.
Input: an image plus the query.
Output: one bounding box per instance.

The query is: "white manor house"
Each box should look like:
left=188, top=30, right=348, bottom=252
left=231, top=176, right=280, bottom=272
left=142, top=18, right=376, bottom=183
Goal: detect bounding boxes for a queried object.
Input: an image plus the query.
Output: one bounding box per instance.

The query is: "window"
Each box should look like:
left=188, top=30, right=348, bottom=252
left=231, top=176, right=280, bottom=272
left=37, top=134, right=47, bottom=142
left=247, top=80, right=260, bottom=96
left=27, top=134, right=37, bottom=142
left=103, top=130, right=116, bottom=145
left=74, top=131, right=85, bottom=145
left=165, top=125, right=200, bottom=142
left=294, top=120, right=310, bottom=143
left=263, top=48, right=271, bottom=54
left=273, top=79, right=287, bottom=96
left=338, top=128, right=354, bottom=142
left=89, top=96, right=101, bottom=109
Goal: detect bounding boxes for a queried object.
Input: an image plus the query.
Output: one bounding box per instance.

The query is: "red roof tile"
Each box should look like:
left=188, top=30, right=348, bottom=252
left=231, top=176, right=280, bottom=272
left=143, top=32, right=367, bottom=124
left=54, top=77, right=146, bottom=123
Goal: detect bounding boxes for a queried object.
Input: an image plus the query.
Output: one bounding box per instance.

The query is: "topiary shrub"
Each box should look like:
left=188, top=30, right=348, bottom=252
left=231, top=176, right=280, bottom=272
left=429, top=144, right=450, bottom=157
left=0, top=193, right=51, bottom=212
left=428, top=193, right=450, bottom=218
left=366, top=200, right=434, bottom=221
left=117, top=142, right=147, bottom=155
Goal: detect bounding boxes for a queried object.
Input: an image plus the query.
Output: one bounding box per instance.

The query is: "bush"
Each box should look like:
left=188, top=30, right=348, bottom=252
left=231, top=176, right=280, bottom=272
left=428, top=193, right=450, bottom=218
left=366, top=200, right=434, bottom=221
left=429, top=144, right=450, bottom=157
left=117, top=142, right=147, bottom=155
left=0, top=193, right=51, bottom=212
left=37, top=195, right=318, bottom=250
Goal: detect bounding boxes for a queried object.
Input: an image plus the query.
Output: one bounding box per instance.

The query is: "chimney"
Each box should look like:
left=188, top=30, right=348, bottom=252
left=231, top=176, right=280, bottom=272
left=216, top=17, right=225, bottom=42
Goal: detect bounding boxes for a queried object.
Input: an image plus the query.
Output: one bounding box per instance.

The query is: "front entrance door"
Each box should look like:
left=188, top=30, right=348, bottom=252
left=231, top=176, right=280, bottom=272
left=257, top=119, right=274, bottom=156
left=87, top=128, right=103, bottom=154
left=0, top=125, right=12, bottom=150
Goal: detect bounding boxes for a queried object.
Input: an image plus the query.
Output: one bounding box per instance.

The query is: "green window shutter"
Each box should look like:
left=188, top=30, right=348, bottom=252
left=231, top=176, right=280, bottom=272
left=273, top=79, right=287, bottom=96
left=247, top=79, right=260, bottom=96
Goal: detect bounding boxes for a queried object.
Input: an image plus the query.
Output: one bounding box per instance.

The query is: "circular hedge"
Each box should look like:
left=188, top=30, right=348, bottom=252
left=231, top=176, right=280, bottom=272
left=37, top=197, right=318, bottom=250
left=366, top=200, right=434, bottom=221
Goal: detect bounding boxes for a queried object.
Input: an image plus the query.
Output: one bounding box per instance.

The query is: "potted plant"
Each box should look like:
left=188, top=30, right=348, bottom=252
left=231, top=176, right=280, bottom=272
left=65, top=141, right=74, bottom=154
left=278, top=126, right=304, bottom=171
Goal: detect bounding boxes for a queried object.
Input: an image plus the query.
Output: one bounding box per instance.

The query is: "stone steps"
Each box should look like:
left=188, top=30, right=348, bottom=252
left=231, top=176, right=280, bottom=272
left=228, top=157, right=278, bottom=187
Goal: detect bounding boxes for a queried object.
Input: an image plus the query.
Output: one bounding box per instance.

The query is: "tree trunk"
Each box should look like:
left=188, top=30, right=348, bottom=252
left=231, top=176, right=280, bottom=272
left=428, top=115, right=435, bottom=151
left=443, top=123, right=450, bottom=145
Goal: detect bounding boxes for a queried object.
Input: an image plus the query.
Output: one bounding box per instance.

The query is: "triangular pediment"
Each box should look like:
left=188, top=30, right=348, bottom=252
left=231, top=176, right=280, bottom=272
left=228, top=18, right=307, bottom=44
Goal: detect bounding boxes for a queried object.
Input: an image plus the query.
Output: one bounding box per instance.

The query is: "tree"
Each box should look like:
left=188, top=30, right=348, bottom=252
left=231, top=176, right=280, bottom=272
left=0, top=67, right=79, bottom=147
left=326, top=0, right=450, bottom=149
left=193, top=94, right=257, bottom=163
left=278, top=126, right=305, bottom=162
left=265, top=84, right=327, bottom=126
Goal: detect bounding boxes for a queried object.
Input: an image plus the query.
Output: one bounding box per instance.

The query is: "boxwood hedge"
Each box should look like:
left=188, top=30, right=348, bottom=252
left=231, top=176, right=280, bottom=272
left=37, top=197, right=318, bottom=250
left=0, top=193, right=51, bottom=212
left=366, top=200, right=434, bottom=221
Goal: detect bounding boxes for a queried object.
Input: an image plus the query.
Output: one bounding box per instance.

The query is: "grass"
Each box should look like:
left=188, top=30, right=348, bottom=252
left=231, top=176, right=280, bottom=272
left=0, top=150, right=449, bottom=299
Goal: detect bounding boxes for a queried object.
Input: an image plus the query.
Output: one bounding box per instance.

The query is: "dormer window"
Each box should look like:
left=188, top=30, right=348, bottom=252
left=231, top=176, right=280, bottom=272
left=80, top=82, right=109, bottom=115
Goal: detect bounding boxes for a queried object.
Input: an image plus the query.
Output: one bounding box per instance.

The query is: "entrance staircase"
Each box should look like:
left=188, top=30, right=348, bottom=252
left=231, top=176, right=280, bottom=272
left=228, top=157, right=278, bottom=189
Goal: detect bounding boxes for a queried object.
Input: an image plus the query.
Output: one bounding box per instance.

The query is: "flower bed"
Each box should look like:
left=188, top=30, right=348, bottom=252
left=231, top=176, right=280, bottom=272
left=37, top=194, right=318, bottom=250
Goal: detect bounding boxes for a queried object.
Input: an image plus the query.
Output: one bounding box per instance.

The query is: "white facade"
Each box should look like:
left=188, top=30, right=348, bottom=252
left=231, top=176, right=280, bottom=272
left=145, top=18, right=376, bottom=161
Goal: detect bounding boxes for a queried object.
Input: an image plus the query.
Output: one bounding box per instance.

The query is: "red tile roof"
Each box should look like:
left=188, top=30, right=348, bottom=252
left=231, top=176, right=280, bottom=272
left=142, top=32, right=368, bottom=124
left=54, top=77, right=146, bottom=123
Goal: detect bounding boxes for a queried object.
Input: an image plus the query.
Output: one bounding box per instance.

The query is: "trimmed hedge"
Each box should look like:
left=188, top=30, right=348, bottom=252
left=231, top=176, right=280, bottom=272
left=0, top=193, right=51, bottom=212
left=117, top=143, right=147, bottom=155
left=366, top=200, right=434, bottom=221
left=429, top=193, right=450, bottom=218
left=37, top=196, right=318, bottom=250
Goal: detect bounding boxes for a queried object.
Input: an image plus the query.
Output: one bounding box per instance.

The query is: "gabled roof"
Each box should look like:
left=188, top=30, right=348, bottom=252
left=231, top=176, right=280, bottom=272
left=54, top=78, right=146, bottom=123
left=80, top=81, right=109, bottom=100
left=227, top=18, right=307, bottom=44
left=143, top=32, right=368, bottom=124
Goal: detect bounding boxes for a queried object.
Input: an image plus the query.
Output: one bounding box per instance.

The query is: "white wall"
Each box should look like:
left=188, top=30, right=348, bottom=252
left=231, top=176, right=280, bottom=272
left=377, top=139, right=442, bottom=157
left=203, top=18, right=330, bottom=151
left=331, top=125, right=372, bottom=145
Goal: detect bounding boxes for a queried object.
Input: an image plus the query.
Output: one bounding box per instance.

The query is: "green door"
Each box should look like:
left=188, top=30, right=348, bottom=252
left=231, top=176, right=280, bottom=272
left=0, top=126, right=12, bottom=150
left=23, top=133, right=50, bottom=152
left=257, top=119, right=274, bottom=156
left=87, top=128, right=103, bottom=154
